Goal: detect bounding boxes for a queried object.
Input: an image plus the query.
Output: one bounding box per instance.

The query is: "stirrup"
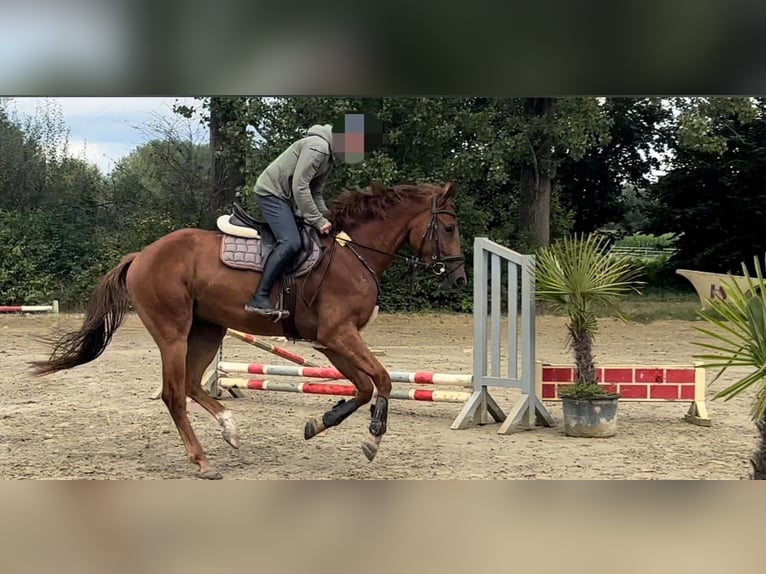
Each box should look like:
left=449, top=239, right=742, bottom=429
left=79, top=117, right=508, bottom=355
left=262, top=309, right=291, bottom=322
left=244, top=304, right=291, bottom=322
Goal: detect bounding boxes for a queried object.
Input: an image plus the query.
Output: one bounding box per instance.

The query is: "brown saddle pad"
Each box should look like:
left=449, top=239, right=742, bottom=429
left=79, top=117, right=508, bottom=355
left=218, top=233, right=322, bottom=278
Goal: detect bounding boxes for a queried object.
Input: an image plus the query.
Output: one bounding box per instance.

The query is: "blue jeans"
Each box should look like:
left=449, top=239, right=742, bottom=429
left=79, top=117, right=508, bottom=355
left=251, top=194, right=302, bottom=305
left=256, top=194, right=302, bottom=255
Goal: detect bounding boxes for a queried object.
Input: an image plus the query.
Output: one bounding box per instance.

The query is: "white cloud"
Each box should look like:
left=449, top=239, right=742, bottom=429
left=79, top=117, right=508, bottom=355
left=9, top=97, right=198, bottom=118
left=6, top=97, right=200, bottom=124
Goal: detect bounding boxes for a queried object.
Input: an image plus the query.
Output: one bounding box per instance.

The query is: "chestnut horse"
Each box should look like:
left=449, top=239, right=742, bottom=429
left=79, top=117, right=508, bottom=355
left=31, top=182, right=467, bottom=479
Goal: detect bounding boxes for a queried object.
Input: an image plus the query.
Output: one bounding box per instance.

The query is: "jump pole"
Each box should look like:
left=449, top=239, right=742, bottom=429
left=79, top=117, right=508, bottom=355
left=149, top=328, right=325, bottom=399
left=0, top=300, right=59, bottom=314
left=217, top=362, right=473, bottom=387
left=218, top=378, right=471, bottom=403
left=227, top=329, right=322, bottom=367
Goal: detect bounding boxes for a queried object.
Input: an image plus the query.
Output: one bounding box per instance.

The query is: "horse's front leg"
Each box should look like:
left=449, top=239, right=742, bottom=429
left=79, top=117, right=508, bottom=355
left=304, top=345, right=373, bottom=439
left=307, top=326, right=392, bottom=461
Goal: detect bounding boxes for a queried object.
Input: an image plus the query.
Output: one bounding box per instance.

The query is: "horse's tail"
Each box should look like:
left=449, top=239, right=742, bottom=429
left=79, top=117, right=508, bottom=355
left=30, top=252, right=138, bottom=376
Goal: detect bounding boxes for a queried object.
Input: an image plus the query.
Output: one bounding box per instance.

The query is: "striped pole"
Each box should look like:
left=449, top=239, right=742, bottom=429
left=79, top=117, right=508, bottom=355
left=227, top=329, right=322, bottom=367
left=217, top=362, right=474, bottom=387
left=150, top=328, right=325, bottom=400
left=0, top=300, right=59, bottom=314
left=218, top=378, right=472, bottom=403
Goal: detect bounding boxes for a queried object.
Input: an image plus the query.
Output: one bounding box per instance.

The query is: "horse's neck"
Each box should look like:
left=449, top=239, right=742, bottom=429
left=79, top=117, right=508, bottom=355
left=346, top=204, right=418, bottom=274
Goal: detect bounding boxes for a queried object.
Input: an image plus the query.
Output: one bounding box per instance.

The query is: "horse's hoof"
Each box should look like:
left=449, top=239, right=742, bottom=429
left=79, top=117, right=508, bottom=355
left=223, top=431, right=240, bottom=449
left=218, top=411, right=239, bottom=448
left=362, top=441, right=378, bottom=462
left=198, top=468, right=223, bottom=480
left=304, top=418, right=323, bottom=440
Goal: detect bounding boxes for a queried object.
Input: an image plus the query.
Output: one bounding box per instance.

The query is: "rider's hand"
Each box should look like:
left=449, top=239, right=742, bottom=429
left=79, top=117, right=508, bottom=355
left=319, top=221, right=332, bottom=235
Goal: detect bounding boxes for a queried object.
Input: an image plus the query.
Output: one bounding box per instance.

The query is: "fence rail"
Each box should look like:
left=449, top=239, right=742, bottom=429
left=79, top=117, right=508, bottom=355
left=609, top=246, right=677, bottom=259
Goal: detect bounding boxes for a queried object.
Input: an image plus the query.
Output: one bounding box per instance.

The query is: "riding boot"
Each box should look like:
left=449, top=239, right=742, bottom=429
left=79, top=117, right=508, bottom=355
left=244, top=242, right=295, bottom=314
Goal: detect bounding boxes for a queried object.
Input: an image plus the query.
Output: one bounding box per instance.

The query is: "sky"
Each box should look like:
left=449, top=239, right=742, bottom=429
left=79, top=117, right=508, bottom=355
left=5, top=97, right=204, bottom=174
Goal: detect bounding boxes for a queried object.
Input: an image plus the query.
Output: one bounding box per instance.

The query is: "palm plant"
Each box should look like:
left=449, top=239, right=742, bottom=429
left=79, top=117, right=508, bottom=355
left=535, top=233, right=644, bottom=398
left=693, top=255, right=766, bottom=479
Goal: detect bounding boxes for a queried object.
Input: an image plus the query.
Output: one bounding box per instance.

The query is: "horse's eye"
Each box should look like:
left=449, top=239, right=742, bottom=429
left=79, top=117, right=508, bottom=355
left=445, top=225, right=455, bottom=233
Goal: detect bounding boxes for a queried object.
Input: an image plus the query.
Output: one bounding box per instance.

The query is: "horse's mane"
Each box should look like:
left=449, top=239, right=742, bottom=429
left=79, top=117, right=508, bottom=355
left=330, top=183, right=439, bottom=229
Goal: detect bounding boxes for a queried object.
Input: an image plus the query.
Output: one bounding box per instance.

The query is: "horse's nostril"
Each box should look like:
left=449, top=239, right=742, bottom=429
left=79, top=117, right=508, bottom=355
left=456, top=276, right=466, bottom=286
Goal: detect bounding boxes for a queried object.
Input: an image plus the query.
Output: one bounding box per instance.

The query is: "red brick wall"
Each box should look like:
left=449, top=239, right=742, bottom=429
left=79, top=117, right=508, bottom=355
left=540, top=365, right=700, bottom=402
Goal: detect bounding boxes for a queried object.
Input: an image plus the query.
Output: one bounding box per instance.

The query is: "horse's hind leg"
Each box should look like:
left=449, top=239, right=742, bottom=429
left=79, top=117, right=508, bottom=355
left=184, top=320, right=240, bottom=449
left=132, top=295, right=220, bottom=479
left=312, top=325, right=392, bottom=461
left=157, top=338, right=222, bottom=479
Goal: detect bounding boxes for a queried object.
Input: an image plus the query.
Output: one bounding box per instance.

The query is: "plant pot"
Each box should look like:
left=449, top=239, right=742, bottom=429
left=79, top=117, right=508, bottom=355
left=561, top=395, right=619, bottom=438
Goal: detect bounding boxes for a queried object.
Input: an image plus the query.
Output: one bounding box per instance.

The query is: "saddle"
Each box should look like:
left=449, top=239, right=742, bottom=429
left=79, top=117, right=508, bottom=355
left=216, top=203, right=324, bottom=338
left=217, top=203, right=322, bottom=276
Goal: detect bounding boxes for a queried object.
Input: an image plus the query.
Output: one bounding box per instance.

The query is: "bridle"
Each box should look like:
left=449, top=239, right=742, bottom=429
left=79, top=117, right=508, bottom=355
left=301, top=194, right=466, bottom=308
left=418, top=195, right=466, bottom=279
left=333, top=195, right=466, bottom=279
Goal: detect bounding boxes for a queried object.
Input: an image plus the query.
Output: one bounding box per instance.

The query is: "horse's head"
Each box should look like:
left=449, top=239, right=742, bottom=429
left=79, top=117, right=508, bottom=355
left=409, top=182, right=468, bottom=290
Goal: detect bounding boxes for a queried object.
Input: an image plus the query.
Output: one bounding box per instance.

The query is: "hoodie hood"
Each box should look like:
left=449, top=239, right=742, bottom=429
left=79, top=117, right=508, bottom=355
left=306, top=124, right=334, bottom=153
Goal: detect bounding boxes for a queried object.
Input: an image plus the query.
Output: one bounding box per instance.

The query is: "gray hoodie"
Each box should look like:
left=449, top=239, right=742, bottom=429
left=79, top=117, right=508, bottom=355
left=253, top=124, right=334, bottom=229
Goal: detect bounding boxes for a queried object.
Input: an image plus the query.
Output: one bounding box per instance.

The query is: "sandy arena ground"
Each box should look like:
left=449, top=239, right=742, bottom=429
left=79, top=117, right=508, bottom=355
left=0, top=311, right=759, bottom=479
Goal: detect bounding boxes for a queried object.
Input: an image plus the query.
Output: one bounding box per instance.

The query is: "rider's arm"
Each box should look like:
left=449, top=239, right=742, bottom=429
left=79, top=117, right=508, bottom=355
left=310, top=171, right=332, bottom=219
left=292, top=144, right=331, bottom=230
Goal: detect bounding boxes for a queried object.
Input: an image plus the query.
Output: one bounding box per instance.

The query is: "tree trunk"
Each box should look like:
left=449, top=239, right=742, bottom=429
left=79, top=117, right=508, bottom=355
left=570, top=326, right=596, bottom=384
left=518, top=97, right=553, bottom=249
left=207, top=97, right=246, bottom=230
left=752, top=415, right=766, bottom=479
left=519, top=162, right=551, bottom=249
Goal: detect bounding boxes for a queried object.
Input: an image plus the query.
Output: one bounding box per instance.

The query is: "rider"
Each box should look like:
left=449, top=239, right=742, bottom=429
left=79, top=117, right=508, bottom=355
left=244, top=123, right=335, bottom=315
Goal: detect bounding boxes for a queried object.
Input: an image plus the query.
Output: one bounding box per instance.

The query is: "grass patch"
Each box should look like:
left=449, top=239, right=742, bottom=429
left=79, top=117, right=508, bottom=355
left=608, top=290, right=703, bottom=323
left=539, top=289, right=704, bottom=323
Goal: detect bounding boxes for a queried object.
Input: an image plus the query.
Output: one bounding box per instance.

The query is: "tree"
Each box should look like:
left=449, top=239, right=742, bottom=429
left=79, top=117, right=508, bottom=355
left=534, top=233, right=643, bottom=388
left=517, top=98, right=554, bottom=248
left=0, top=103, right=51, bottom=210
left=556, top=98, right=672, bottom=234
left=649, top=98, right=766, bottom=272
left=105, top=137, right=211, bottom=253
left=208, top=97, right=247, bottom=229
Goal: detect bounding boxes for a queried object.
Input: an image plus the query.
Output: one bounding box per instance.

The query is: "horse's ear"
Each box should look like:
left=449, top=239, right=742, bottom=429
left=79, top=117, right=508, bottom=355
left=441, top=182, right=456, bottom=199
left=370, top=181, right=389, bottom=193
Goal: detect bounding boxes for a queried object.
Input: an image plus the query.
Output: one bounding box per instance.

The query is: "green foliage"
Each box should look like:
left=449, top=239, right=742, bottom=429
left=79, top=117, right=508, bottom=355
left=1, top=96, right=732, bottom=312
left=535, top=233, right=645, bottom=334
left=675, top=97, right=759, bottom=155
left=377, top=257, right=474, bottom=314
left=557, top=98, right=672, bottom=234
left=109, top=138, right=211, bottom=228
left=620, top=184, right=661, bottom=234
left=693, top=254, right=766, bottom=420
left=649, top=99, right=766, bottom=273
left=0, top=208, right=101, bottom=307
left=559, top=381, right=618, bottom=400
left=623, top=255, right=678, bottom=290
left=221, top=97, right=609, bottom=245
left=610, top=234, right=680, bottom=290
left=615, top=233, right=678, bottom=249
